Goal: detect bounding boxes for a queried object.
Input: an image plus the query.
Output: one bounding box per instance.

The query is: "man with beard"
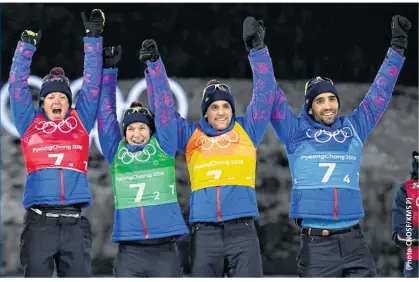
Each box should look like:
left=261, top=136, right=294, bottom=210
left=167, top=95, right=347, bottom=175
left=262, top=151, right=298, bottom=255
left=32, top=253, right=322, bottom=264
left=139, top=16, right=276, bottom=277
left=269, top=15, right=411, bottom=277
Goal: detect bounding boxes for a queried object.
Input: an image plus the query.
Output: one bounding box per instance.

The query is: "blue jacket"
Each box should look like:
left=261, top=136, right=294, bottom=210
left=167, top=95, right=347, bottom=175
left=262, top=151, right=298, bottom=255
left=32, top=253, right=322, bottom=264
left=392, top=179, right=418, bottom=277
left=8, top=38, right=103, bottom=209
left=96, top=68, right=189, bottom=242
left=270, top=48, right=405, bottom=224
left=146, top=47, right=276, bottom=223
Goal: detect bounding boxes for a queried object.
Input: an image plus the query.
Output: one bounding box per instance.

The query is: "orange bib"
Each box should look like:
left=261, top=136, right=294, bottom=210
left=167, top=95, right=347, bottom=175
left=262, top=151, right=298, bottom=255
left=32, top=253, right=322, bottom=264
left=185, top=123, right=256, bottom=192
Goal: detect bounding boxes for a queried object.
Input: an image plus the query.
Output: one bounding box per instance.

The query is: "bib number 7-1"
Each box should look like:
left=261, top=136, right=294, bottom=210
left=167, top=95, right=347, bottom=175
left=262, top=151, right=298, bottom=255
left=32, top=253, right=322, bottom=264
left=48, top=153, right=88, bottom=169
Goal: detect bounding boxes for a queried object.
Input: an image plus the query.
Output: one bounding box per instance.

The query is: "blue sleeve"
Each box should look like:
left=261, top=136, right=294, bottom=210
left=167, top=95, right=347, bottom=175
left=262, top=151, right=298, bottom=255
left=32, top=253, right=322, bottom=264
left=146, top=58, right=196, bottom=155
left=348, top=48, right=405, bottom=143
left=74, top=37, right=103, bottom=133
left=176, top=113, right=198, bottom=154
left=392, top=184, right=418, bottom=247
left=97, top=68, right=121, bottom=165
left=270, top=83, right=301, bottom=146
left=8, top=41, right=36, bottom=136
left=236, top=46, right=276, bottom=147
left=144, top=69, right=156, bottom=113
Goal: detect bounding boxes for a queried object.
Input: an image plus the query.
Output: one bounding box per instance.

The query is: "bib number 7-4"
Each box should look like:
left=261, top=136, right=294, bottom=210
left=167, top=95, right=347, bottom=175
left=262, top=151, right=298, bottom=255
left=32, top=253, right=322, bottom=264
left=318, top=163, right=353, bottom=184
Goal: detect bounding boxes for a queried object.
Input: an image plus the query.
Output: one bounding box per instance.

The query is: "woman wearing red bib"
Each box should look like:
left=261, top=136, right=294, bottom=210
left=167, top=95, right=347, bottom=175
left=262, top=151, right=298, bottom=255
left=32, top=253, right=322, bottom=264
left=8, top=9, right=105, bottom=277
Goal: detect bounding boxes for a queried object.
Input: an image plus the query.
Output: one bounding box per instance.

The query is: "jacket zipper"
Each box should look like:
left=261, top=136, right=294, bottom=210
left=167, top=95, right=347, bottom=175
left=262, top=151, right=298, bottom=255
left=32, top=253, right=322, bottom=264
left=333, top=188, right=338, bottom=220
left=59, top=169, right=64, bottom=205
left=216, top=186, right=222, bottom=221
left=140, top=207, right=149, bottom=239
left=215, top=130, right=222, bottom=222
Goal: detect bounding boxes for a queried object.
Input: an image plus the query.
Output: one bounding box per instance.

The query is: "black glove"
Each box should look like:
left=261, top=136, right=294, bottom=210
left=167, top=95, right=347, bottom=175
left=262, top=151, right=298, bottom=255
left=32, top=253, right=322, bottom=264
left=21, top=30, right=42, bottom=46
left=391, top=15, right=411, bottom=55
left=138, top=39, right=160, bottom=63
left=103, top=45, right=122, bottom=68
left=243, top=16, right=266, bottom=52
left=81, top=9, right=105, bottom=37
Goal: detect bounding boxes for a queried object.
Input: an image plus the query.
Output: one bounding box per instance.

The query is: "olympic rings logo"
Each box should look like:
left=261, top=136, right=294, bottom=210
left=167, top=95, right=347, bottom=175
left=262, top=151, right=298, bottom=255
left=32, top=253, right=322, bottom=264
left=196, top=130, right=239, bottom=151
left=0, top=75, right=188, bottom=153
left=306, top=127, right=353, bottom=144
left=35, top=116, right=78, bottom=134
left=117, top=144, right=157, bottom=164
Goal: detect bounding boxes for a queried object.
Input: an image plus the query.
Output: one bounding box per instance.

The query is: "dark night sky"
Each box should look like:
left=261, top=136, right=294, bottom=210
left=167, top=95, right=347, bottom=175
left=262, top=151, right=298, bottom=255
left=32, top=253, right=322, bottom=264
left=1, top=3, right=418, bottom=86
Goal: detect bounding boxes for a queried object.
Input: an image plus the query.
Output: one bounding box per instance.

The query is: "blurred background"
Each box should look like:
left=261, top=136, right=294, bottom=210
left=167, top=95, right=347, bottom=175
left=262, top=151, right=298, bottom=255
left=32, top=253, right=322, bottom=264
left=1, top=3, right=418, bottom=277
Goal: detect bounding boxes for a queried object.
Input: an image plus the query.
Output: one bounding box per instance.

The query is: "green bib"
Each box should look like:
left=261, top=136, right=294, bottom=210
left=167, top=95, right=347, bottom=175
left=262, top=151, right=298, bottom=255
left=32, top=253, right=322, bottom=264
left=110, top=137, right=177, bottom=209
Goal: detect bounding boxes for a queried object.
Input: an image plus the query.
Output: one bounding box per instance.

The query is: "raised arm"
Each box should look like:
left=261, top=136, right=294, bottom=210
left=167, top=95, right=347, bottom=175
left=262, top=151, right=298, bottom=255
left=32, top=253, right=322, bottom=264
left=239, top=17, right=286, bottom=147
left=348, top=15, right=410, bottom=143
left=144, top=69, right=156, bottom=113
left=75, top=9, right=105, bottom=133
left=140, top=39, right=195, bottom=155
left=269, top=83, right=301, bottom=147
left=97, top=46, right=122, bottom=165
left=8, top=31, right=41, bottom=136
left=240, top=19, right=301, bottom=147
left=239, top=46, right=276, bottom=147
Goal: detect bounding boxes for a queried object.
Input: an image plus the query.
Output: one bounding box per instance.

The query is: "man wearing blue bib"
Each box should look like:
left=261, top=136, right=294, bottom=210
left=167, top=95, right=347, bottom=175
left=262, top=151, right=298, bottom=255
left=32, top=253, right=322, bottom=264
left=270, top=15, right=411, bottom=277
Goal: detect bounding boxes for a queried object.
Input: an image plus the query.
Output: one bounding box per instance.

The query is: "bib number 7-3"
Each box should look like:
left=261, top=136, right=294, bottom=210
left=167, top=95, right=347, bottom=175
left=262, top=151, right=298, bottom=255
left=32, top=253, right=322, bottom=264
left=318, top=163, right=353, bottom=184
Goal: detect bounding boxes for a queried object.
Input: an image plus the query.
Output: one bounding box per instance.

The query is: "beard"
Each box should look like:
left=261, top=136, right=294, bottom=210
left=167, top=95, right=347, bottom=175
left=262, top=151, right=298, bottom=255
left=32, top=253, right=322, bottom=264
left=312, top=110, right=337, bottom=125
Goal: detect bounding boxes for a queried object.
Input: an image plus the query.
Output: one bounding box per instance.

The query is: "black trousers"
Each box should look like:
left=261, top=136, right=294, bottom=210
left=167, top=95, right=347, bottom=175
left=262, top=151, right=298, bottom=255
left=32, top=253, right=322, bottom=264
left=190, top=218, right=263, bottom=277
left=297, top=226, right=377, bottom=277
left=114, top=241, right=183, bottom=277
left=20, top=208, right=92, bottom=277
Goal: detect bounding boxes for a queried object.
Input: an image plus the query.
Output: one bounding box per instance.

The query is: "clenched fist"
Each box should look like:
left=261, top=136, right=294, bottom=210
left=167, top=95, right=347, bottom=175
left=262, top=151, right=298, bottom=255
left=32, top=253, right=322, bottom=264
left=391, top=15, right=411, bottom=54
left=21, top=30, right=42, bottom=46
left=81, top=9, right=105, bottom=37
left=243, top=16, right=266, bottom=52
left=139, top=39, right=160, bottom=63
left=103, top=45, right=122, bottom=68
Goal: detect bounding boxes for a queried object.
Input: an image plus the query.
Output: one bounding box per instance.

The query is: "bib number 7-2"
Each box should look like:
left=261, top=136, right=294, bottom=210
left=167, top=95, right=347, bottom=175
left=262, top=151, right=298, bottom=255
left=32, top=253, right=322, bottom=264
left=129, top=183, right=146, bottom=202
left=128, top=183, right=176, bottom=202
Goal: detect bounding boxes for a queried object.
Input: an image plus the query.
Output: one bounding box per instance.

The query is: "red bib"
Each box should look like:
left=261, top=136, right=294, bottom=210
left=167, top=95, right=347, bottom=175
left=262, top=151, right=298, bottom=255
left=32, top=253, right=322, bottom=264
left=21, top=110, right=89, bottom=174
left=405, top=180, right=418, bottom=260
